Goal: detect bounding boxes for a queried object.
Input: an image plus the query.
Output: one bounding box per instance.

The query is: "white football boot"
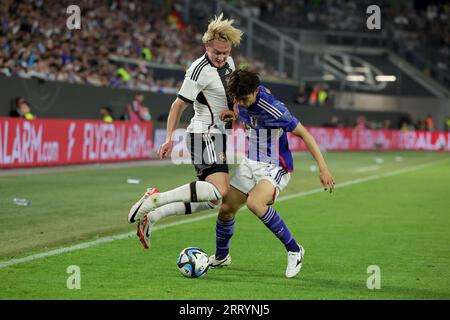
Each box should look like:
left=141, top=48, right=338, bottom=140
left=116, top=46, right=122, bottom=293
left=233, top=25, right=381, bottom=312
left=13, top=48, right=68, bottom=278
left=128, top=187, right=159, bottom=223
left=208, top=254, right=232, bottom=268
left=285, top=244, right=305, bottom=278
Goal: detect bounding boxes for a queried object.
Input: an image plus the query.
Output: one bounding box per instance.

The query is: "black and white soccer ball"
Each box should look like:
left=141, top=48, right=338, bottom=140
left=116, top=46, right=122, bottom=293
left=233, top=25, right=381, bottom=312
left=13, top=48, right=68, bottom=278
left=177, top=247, right=210, bottom=278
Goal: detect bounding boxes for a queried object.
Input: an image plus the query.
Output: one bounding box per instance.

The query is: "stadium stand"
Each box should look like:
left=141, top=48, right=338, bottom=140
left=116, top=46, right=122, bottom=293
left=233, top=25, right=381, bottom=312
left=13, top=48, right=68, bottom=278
left=0, top=0, right=449, bottom=130
left=0, top=0, right=201, bottom=91
left=229, top=0, right=449, bottom=88
left=0, top=0, right=280, bottom=93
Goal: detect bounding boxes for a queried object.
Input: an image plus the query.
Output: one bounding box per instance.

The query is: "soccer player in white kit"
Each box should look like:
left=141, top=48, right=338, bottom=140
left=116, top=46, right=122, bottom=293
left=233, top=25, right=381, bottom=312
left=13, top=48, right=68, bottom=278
left=208, top=69, right=335, bottom=278
left=127, top=14, right=242, bottom=249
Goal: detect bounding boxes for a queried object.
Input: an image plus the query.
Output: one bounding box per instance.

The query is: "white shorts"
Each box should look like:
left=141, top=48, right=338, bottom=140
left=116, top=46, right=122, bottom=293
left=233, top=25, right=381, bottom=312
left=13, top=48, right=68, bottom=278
left=230, top=158, right=291, bottom=202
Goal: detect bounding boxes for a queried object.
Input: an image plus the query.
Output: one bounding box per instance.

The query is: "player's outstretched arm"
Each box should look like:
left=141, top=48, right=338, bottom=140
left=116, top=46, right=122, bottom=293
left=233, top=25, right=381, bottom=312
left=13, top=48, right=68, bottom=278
left=158, top=98, right=189, bottom=159
left=292, top=123, right=335, bottom=193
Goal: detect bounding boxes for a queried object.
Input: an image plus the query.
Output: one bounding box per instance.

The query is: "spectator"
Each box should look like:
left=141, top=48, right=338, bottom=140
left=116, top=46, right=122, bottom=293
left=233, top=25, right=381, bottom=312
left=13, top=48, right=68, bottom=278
left=415, top=120, right=425, bottom=131
left=355, top=115, right=367, bottom=130
left=126, top=94, right=148, bottom=122
left=400, top=121, right=410, bottom=131
left=317, top=84, right=329, bottom=106
left=9, top=97, right=36, bottom=120
left=446, top=115, right=450, bottom=132
left=100, top=106, right=114, bottom=122
left=9, top=97, right=23, bottom=118
left=295, top=83, right=312, bottom=105
left=425, top=114, right=434, bottom=131
left=308, top=85, right=320, bottom=106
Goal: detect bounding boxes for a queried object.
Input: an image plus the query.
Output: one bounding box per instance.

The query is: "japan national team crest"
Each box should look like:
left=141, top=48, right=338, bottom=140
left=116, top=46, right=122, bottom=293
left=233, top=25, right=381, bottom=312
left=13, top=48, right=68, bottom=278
left=250, top=116, right=258, bottom=128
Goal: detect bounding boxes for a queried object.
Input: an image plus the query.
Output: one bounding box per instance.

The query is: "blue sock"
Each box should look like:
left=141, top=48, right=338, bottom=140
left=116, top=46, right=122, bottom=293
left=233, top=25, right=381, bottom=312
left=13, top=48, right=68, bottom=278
left=260, top=207, right=300, bottom=252
left=215, top=218, right=235, bottom=259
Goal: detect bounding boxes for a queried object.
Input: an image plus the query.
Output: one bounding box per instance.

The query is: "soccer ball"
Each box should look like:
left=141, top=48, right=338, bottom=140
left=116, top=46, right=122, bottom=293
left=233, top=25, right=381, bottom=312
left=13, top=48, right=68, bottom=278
left=177, top=247, right=210, bottom=278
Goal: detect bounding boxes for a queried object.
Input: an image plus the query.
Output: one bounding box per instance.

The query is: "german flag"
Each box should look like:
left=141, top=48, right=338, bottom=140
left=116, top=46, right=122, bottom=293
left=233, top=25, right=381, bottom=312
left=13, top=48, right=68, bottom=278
left=168, top=6, right=186, bottom=32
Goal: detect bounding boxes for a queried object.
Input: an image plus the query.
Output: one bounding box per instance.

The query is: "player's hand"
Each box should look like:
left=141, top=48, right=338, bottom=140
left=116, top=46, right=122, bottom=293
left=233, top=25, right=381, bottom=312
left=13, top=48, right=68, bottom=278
left=158, top=140, right=173, bottom=160
left=319, top=168, right=335, bottom=193
left=219, top=110, right=237, bottom=122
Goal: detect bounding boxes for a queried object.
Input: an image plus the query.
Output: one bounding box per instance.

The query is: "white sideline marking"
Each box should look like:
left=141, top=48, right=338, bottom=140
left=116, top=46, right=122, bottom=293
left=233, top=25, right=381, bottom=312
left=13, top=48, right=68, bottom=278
left=0, top=158, right=448, bottom=269
left=0, top=159, right=173, bottom=177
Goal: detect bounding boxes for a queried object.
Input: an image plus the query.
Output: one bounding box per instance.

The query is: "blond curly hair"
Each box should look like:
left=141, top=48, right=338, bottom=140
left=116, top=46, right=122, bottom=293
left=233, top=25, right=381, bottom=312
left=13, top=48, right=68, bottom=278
left=202, top=13, right=243, bottom=46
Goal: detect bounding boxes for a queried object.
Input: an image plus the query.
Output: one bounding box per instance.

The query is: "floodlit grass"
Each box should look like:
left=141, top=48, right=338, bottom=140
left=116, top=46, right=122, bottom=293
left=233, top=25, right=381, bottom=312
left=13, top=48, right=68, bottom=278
left=0, top=151, right=449, bottom=299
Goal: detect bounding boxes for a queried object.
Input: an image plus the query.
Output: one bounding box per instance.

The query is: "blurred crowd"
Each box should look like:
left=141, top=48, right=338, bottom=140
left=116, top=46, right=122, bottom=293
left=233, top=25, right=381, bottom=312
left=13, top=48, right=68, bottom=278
left=295, top=83, right=331, bottom=107
left=2, top=0, right=446, bottom=90
left=321, top=115, right=394, bottom=130
left=389, top=1, right=449, bottom=75
left=9, top=93, right=154, bottom=123
left=229, top=0, right=449, bottom=76
left=321, top=114, right=445, bottom=132
left=399, top=114, right=448, bottom=132
left=0, top=0, right=190, bottom=91
left=13, top=91, right=450, bottom=132
left=229, top=0, right=363, bottom=31
left=0, top=0, right=278, bottom=92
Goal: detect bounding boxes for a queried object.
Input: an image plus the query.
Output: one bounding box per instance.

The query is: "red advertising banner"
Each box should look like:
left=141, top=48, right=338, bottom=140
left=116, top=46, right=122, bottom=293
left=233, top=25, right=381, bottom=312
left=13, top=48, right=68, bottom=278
left=0, top=118, right=153, bottom=168
left=288, top=127, right=450, bottom=152
left=1, top=119, right=448, bottom=169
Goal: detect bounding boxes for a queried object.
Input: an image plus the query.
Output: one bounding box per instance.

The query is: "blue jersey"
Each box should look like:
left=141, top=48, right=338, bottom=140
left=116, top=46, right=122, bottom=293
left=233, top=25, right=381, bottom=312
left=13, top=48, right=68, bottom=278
left=238, top=85, right=299, bottom=172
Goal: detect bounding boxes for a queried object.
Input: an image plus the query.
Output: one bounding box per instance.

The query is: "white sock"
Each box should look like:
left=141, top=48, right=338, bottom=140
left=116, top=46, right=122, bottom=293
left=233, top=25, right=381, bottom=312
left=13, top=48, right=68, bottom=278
left=149, top=201, right=218, bottom=224
left=154, top=181, right=222, bottom=207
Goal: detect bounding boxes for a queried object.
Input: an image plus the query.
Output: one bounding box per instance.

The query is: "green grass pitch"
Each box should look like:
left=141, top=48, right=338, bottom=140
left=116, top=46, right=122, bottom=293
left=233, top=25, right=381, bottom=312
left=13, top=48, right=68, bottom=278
left=0, top=151, right=449, bottom=299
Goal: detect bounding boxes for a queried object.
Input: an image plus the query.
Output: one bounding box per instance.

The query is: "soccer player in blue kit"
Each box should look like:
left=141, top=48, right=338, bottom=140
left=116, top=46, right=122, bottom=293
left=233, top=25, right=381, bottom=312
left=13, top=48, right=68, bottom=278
left=210, top=69, right=335, bottom=278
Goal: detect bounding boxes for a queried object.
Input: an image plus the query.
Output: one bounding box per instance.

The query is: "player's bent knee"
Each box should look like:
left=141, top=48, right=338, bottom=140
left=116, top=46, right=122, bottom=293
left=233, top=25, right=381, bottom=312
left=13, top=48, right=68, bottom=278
left=219, top=202, right=237, bottom=216
left=193, top=181, right=223, bottom=202
left=218, top=209, right=236, bottom=221
left=246, top=197, right=266, bottom=216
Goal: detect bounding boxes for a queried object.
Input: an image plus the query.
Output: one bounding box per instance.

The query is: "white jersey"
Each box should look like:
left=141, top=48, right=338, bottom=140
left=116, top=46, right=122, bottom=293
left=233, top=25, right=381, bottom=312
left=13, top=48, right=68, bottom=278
left=177, top=54, right=235, bottom=134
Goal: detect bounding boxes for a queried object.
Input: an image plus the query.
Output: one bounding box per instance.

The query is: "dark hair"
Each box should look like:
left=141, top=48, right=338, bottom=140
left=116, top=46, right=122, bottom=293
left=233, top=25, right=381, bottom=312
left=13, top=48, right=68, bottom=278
left=226, top=69, right=260, bottom=100
left=14, top=97, right=28, bottom=108
left=101, top=106, right=112, bottom=114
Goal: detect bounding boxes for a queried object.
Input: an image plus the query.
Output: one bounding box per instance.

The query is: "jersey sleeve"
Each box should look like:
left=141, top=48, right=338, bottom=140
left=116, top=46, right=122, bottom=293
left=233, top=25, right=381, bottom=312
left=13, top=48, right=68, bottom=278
left=262, top=98, right=299, bottom=132
left=277, top=108, right=299, bottom=132
left=177, top=66, right=209, bottom=103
